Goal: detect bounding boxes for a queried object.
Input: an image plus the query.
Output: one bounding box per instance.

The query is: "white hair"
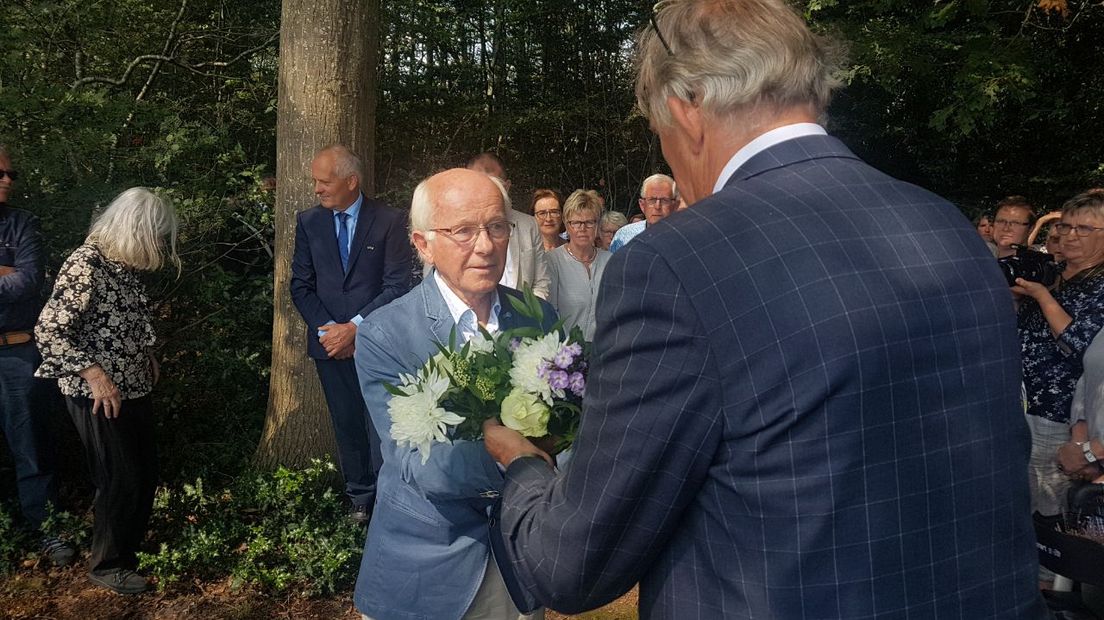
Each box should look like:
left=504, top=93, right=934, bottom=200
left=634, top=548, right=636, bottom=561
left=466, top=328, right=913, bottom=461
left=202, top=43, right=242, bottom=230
left=86, top=187, right=180, bottom=272
left=636, top=0, right=844, bottom=129
left=409, top=172, right=511, bottom=264
left=640, top=173, right=676, bottom=197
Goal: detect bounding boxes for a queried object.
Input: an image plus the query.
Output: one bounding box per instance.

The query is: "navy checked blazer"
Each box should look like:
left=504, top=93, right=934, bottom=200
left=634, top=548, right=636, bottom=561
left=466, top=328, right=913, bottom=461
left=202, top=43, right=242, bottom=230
left=498, top=135, right=1049, bottom=619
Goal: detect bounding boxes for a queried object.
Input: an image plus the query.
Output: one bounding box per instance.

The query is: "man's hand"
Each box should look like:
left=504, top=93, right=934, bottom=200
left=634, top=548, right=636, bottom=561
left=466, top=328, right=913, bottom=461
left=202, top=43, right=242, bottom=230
left=318, top=322, right=357, bottom=358
left=0, top=265, right=14, bottom=276
left=483, top=418, right=553, bottom=468
left=1058, top=440, right=1087, bottom=474
left=79, top=364, right=122, bottom=418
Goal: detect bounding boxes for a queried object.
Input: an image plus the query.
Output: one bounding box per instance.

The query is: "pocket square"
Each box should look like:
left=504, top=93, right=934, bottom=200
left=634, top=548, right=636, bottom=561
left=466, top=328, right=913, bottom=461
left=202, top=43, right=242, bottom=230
left=365, top=245, right=375, bottom=250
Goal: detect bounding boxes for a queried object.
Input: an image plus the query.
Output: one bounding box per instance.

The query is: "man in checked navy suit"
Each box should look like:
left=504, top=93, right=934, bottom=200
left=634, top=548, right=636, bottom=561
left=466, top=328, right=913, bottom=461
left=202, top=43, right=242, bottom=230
left=484, top=1, right=1050, bottom=618
left=291, top=145, right=412, bottom=523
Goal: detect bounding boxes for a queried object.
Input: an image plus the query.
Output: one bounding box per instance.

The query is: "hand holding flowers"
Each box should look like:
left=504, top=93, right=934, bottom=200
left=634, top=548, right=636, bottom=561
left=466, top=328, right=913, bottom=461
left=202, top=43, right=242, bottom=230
left=385, top=289, right=588, bottom=464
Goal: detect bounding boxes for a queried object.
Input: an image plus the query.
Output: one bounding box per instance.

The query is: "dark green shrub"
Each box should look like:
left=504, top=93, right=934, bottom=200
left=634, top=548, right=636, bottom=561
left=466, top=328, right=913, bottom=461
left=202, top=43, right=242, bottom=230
left=139, top=460, right=364, bottom=596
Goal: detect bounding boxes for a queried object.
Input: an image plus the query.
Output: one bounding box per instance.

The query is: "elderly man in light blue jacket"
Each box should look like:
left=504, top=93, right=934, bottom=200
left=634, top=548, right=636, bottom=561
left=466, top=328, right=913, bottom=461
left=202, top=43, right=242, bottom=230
left=353, top=168, right=555, bottom=620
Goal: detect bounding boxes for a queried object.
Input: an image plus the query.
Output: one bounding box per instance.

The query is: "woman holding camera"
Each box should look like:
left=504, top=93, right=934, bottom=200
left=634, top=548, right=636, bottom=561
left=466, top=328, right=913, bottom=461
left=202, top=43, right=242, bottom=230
left=1014, top=190, right=1104, bottom=534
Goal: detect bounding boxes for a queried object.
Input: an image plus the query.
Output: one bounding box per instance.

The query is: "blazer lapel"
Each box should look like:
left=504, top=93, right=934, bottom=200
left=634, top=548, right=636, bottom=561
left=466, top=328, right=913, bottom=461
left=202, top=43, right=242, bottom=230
left=507, top=210, right=522, bottom=278
left=344, top=194, right=376, bottom=280
left=313, top=207, right=344, bottom=272
left=422, top=270, right=457, bottom=345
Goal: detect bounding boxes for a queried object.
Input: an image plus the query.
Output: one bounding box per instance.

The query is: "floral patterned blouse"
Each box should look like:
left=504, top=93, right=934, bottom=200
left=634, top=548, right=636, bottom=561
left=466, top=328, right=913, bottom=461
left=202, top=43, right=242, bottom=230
left=1019, top=265, right=1104, bottom=424
left=35, top=243, right=156, bottom=399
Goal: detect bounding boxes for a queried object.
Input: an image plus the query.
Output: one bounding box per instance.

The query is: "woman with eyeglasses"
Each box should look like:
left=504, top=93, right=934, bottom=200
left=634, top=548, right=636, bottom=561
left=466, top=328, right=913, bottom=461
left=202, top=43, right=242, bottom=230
left=991, top=196, right=1035, bottom=259
left=545, top=190, right=610, bottom=340
left=1011, top=189, right=1104, bottom=586
left=531, top=189, right=565, bottom=252
left=596, top=210, right=628, bottom=251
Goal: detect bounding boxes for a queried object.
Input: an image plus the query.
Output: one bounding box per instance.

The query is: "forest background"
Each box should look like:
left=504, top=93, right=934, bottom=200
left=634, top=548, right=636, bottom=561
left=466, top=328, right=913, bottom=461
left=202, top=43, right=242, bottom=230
left=1, top=0, right=1103, bottom=611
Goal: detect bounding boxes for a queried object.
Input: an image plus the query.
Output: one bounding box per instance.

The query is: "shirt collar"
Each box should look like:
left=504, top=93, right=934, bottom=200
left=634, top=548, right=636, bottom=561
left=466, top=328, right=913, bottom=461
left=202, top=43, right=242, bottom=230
left=336, top=193, right=364, bottom=219
left=712, top=123, right=827, bottom=193
left=433, top=271, right=502, bottom=338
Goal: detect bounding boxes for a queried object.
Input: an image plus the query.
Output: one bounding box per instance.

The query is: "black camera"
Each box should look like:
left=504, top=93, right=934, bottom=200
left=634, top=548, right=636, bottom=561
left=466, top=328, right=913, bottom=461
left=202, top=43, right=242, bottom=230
left=997, top=244, right=1062, bottom=287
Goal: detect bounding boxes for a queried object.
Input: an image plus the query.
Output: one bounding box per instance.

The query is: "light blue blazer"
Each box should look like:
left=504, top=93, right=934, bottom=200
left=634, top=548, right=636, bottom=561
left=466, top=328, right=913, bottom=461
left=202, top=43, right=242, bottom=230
left=352, top=276, right=556, bottom=620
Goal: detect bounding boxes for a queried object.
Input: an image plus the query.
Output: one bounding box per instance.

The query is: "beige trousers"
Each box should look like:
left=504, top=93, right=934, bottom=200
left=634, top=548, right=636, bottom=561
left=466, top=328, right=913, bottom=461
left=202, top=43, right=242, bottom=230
left=362, top=555, right=544, bottom=620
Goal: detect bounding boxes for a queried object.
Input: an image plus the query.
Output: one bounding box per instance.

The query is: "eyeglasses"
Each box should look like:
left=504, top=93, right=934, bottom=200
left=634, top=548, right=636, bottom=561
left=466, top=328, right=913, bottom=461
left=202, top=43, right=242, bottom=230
left=0, top=169, right=18, bottom=182
left=566, top=220, right=597, bottom=230
left=430, top=220, right=514, bottom=244
left=641, top=197, right=677, bottom=207
left=648, top=4, right=674, bottom=57
left=534, top=209, right=562, bottom=220
left=993, top=218, right=1030, bottom=229
left=1054, top=223, right=1104, bottom=237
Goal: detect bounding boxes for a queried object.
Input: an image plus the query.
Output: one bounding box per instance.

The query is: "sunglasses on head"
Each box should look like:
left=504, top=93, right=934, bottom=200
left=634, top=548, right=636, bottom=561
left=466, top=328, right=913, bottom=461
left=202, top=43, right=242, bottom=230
left=0, top=169, right=17, bottom=181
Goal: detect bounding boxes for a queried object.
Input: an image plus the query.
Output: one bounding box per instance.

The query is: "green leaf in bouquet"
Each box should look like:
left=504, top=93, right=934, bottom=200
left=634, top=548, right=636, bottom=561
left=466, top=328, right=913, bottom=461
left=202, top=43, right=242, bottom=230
left=382, top=382, right=407, bottom=397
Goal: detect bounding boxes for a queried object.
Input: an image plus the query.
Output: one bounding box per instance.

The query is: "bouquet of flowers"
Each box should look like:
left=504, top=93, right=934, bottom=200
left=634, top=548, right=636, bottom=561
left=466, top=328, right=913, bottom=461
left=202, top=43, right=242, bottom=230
left=384, top=289, right=588, bottom=463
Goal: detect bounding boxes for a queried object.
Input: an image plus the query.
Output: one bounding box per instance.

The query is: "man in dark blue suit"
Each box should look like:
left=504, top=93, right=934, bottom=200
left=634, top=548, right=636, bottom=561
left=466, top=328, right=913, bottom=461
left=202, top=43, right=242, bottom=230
left=484, top=1, right=1049, bottom=618
left=291, top=145, right=412, bottom=522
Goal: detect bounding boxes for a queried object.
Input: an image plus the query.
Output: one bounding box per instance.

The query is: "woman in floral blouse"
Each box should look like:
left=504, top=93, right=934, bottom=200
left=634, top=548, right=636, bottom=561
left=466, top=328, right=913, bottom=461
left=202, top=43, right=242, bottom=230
left=1013, top=190, right=1104, bottom=570
left=35, top=187, right=179, bottom=595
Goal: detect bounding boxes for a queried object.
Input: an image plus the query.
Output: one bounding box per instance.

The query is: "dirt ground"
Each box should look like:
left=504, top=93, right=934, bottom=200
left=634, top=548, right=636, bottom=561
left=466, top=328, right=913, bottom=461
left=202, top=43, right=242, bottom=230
left=0, top=563, right=638, bottom=620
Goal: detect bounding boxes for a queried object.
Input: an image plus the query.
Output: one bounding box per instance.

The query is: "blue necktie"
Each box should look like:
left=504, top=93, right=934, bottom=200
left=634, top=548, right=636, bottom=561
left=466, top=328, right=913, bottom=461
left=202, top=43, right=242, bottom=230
left=337, top=212, right=350, bottom=272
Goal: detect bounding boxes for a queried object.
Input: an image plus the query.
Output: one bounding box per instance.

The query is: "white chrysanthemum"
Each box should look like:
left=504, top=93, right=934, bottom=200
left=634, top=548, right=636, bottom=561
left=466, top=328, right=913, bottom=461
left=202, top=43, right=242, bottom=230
left=388, top=366, right=464, bottom=464
left=467, top=331, right=495, bottom=354
left=509, top=332, right=563, bottom=405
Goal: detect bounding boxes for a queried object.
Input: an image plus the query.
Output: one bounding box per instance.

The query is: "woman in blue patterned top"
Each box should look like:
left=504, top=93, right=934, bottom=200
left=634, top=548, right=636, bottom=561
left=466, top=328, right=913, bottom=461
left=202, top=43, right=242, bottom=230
left=1014, top=189, right=1104, bottom=530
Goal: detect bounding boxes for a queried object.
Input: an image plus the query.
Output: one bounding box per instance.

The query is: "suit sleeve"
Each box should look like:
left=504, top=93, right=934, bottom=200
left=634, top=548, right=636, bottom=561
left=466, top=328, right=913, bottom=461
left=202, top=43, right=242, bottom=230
left=0, top=212, right=44, bottom=303
left=356, top=317, right=505, bottom=502
left=289, top=211, right=335, bottom=330
left=498, top=241, right=724, bottom=613
left=356, top=209, right=413, bottom=319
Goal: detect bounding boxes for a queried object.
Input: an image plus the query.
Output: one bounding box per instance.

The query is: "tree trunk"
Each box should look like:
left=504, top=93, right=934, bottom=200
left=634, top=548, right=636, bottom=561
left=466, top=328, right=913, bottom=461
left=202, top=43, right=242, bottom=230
left=255, top=0, right=380, bottom=468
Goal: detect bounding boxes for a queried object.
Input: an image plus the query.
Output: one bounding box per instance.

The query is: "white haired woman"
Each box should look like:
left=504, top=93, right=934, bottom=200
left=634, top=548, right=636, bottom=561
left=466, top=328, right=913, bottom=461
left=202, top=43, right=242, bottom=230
left=35, top=187, right=179, bottom=595
left=546, top=190, right=610, bottom=340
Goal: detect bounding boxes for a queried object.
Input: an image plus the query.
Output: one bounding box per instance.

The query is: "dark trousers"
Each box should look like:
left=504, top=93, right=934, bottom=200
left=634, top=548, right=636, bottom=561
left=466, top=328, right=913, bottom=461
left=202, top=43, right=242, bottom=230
left=315, top=357, right=381, bottom=507
left=0, top=341, right=56, bottom=531
left=66, top=395, right=157, bottom=574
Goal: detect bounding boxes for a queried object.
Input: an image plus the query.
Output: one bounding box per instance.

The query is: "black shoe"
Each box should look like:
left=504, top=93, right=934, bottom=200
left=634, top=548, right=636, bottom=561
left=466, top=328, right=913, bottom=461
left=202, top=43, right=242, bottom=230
left=349, top=504, right=372, bottom=525
left=88, top=569, right=149, bottom=595
left=41, top=537, right=77, bottom=567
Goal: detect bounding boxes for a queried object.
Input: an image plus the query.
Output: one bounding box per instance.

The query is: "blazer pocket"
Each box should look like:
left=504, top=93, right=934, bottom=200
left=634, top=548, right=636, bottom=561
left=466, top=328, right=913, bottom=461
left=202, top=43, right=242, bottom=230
left=382, top=486, right=439, bottom=527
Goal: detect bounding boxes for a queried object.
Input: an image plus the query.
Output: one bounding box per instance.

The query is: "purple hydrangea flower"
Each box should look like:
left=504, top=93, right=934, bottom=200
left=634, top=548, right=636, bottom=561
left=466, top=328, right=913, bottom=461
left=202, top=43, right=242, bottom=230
left=537, top=360, right=551, bottom=379
left=568, top=372, right=585, bottom=397
left=549, top=370, right=570, bottom=391
left=566, top=343, right=583, bottom=356
left=553, top=348, right=575, bottom=369
left=509, top=337, right=522, bottom=352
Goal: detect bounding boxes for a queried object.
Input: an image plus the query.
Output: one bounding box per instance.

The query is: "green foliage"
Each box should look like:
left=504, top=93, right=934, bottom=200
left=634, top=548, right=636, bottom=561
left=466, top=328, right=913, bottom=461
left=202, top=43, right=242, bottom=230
left=139, top=460, right=363, bottom=596
left=0, top=503, right=28, bottom=574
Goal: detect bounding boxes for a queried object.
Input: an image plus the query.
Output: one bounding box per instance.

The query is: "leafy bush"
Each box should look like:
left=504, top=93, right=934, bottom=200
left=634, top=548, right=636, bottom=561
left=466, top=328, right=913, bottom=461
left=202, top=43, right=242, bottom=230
left=139, top=460, right=364, bottom=596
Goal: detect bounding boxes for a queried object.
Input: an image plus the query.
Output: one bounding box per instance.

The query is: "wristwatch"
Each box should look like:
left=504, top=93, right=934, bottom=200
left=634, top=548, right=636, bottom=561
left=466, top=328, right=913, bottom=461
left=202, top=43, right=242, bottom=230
left=1082, top=441, right=1099, bottom=464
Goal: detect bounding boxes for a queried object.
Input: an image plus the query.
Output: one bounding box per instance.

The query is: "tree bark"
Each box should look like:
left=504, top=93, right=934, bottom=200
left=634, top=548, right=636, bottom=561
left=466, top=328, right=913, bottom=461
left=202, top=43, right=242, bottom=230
left=255, top=0, right=380, bottom=468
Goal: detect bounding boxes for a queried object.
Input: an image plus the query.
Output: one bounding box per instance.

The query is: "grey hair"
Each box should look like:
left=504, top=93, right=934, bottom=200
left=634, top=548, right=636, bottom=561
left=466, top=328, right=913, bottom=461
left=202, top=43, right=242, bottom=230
left=317, top=145, right=364, bottom=186
left=636, top=0, right=845, bottom=129
left=86, top=187, right=180, bottom=273
left=562, top=189, right=603, bottom=223
left=640, top=173, right=676, bottom=197
left=600, top=210, right=629, bottom=229
left=1062, top=189, right=1104, bottom=222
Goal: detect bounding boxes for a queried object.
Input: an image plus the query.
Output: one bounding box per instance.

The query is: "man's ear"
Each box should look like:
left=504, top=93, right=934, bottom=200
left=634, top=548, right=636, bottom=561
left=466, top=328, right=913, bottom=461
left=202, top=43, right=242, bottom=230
left=412, top=231, right=433, bottom=266
left=347, top=174, right=360, bottom=195
left=667, top=95, right=704, bottom=154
